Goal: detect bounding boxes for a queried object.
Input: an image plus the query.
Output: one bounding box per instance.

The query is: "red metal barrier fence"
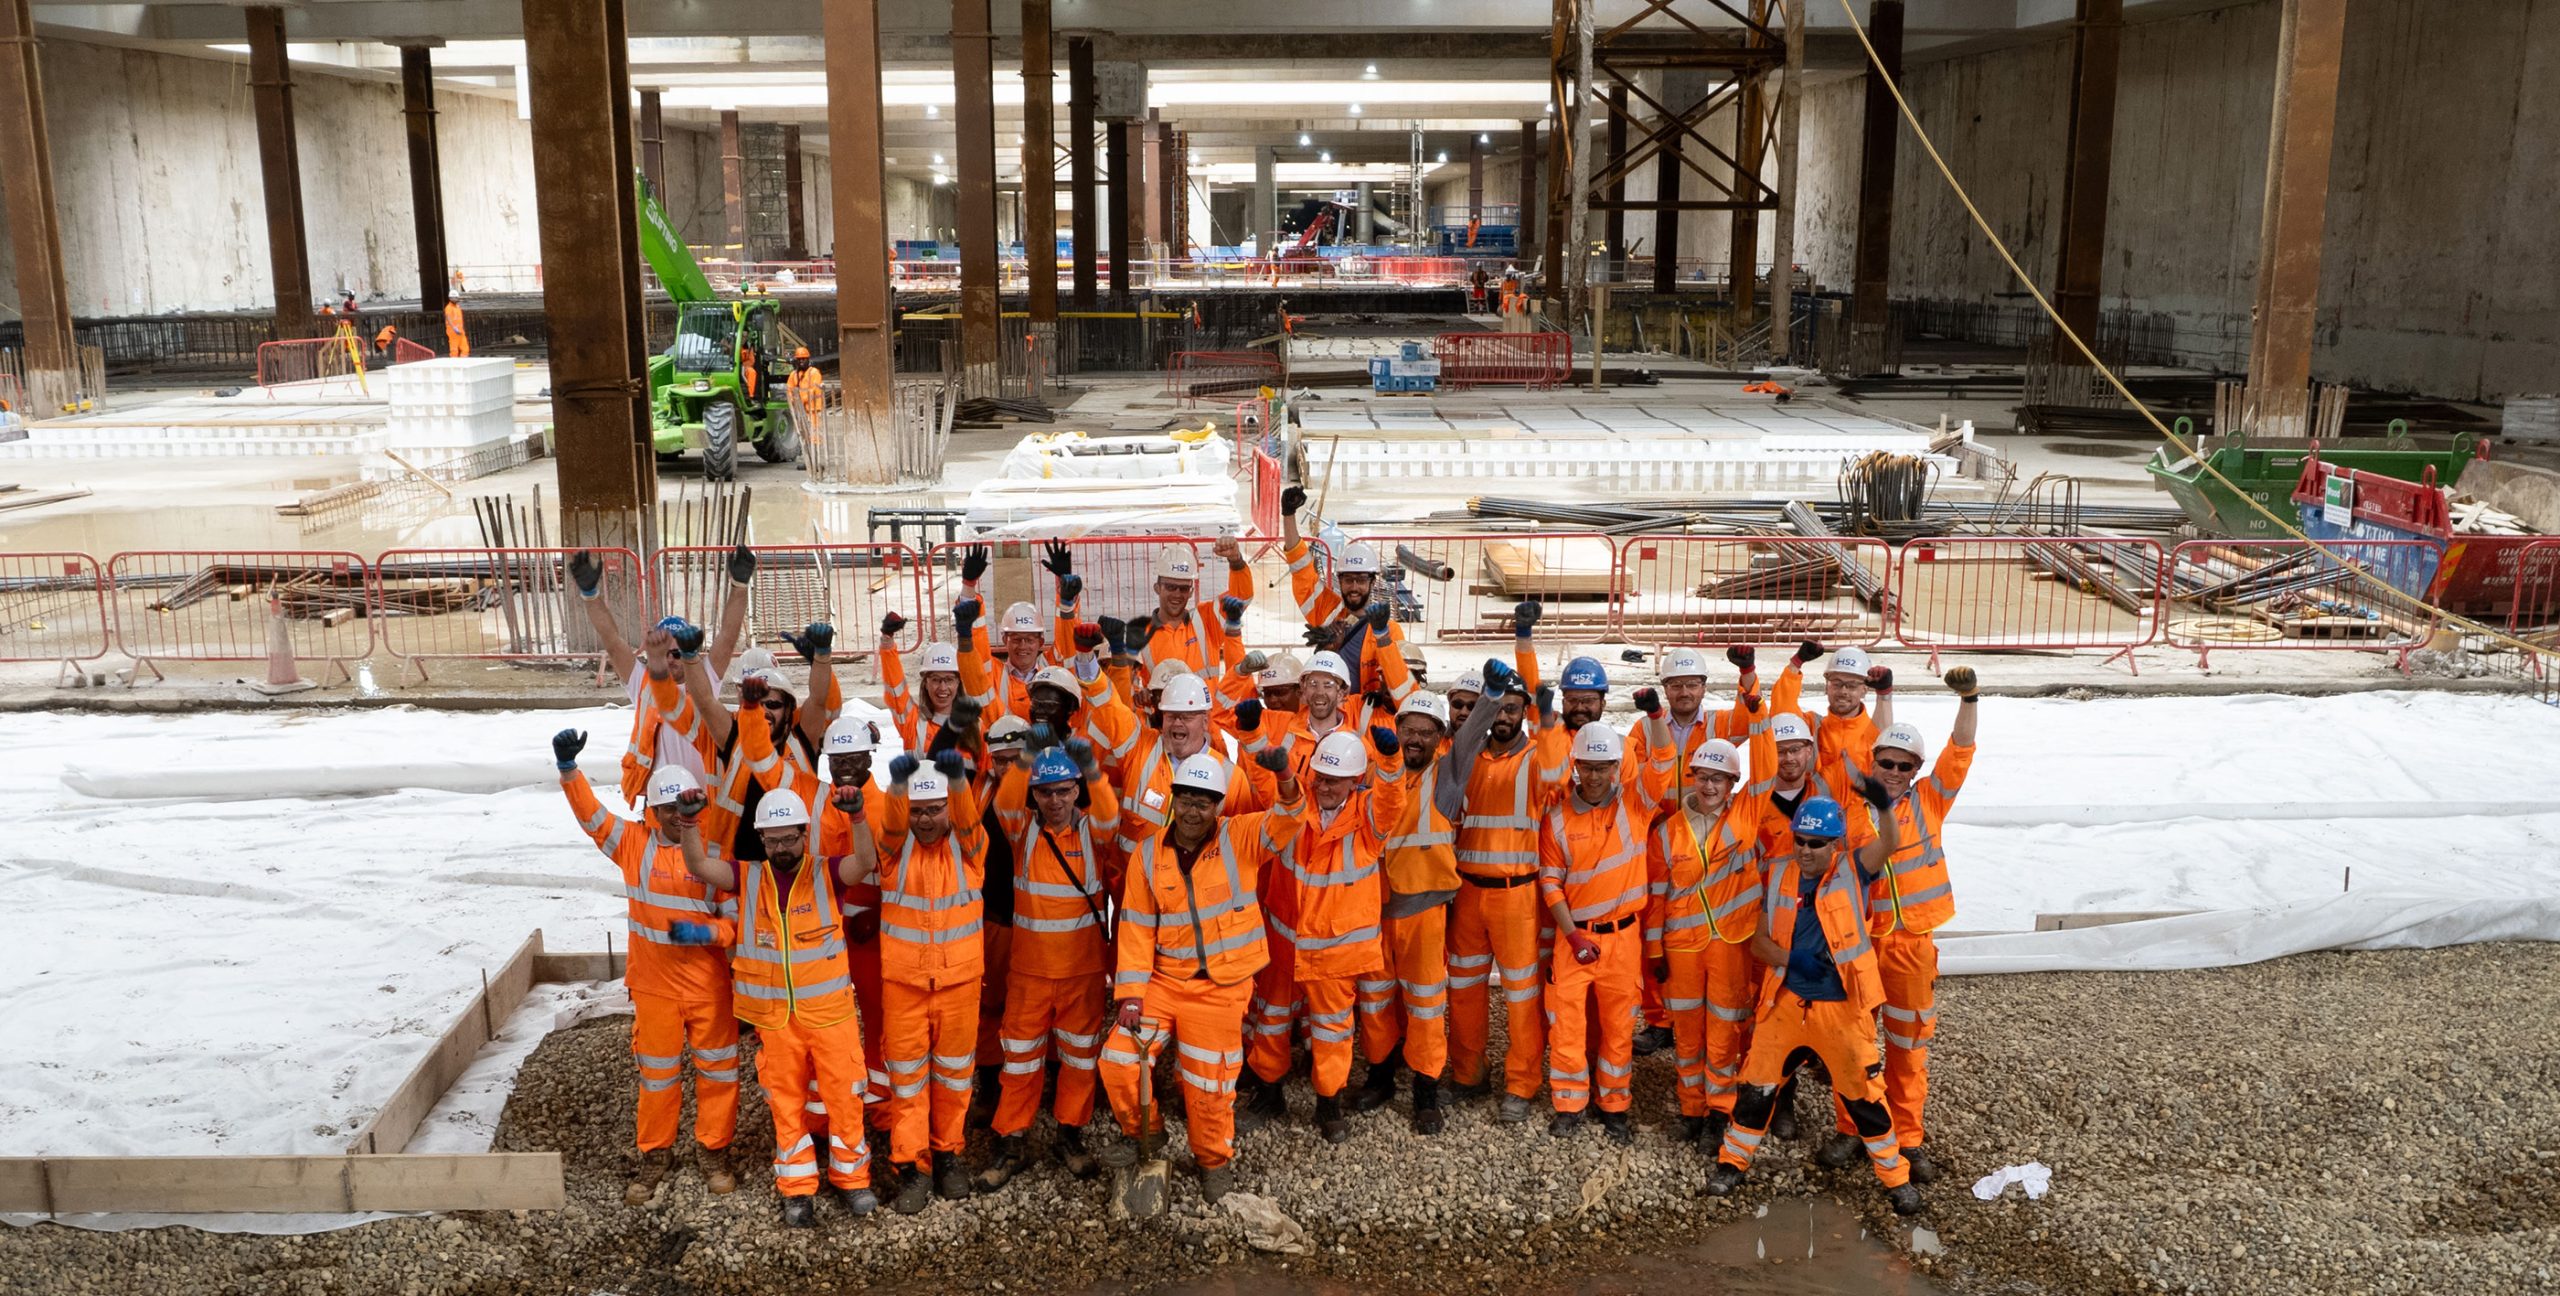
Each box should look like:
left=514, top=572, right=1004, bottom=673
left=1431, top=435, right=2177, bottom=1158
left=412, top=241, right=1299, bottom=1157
left=1357, top=532, right=1620, bottom=647
left=1894, top=537, right=2166, bottom=673
left=107, top=550, right=375, bottom=683
left=1165, top=351, right=1281, bottom=408
left=0, top=552, right=112, bottom=680
left=1614, top=534, right=1894, bottom=650
left=1435, top=332, right=1570, bottom=390
left=2162, top=539, right=2444, bottom=670
left=373, top=547, right=645, bottom=681
left=652, top=543, right=928, bottom=658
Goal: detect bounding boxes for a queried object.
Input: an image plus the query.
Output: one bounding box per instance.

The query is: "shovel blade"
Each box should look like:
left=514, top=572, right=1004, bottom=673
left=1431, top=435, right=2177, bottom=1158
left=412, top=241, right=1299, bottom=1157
left=1112, top=1160, right=1170, bottom=1220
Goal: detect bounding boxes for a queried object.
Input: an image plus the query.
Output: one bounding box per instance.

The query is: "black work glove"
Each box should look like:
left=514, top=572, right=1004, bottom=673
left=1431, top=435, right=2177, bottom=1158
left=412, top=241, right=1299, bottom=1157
left=932, top=751, right=967, bottom=784
left=552, top=728, right=586, bottom=771
left=951, top=598, right=981, bottom=641
left=1040, top=538, right=1075, bottom=580
left=1534, top=684, right=1556, bottom=722
left=1867, top=666, right=1894, bottom=694
left=1793, top=639, right=1825, bottom=667
left=961, top=544, right=990, bottom=584
left=566, top=550, right=603, bottom=599
left=1512, top=600, right=1542, bottom=638
left=1633, top=687, right=1663, bottom=718
left=880, top=611, right=907, bottom=640
left=787, top=622, right=834, bottom=662
left=727, top=543, right=757, bottom=587
left=1280, top=485, right=1308, bottom=517
left=1945, top=666, right=1980, bottom=699
left=1066, top=737, right=1098, bottom=779
left=948, top=696, right=984, bottom=740
left=1253, top=747, right=1290, bottom=776
left=1234, top=698, right=1265, bottom=732
left=1852, top=770, right=1894, bottom=811
left=1059, top=573, right=1084, bottom=606
left=1027, top=722, right=1059, bottom=751
left=1363, top=688, right=1394, bottom=715
left=1098, top=616, right=1130, bottom=658
left=888, top=754, right=919, bottom=787
left=1726, top=644, right=1756, bottom=672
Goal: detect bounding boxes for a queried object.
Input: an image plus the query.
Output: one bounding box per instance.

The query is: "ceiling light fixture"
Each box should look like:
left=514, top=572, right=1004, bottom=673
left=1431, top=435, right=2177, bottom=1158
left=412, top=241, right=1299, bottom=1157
left=1319, top=150, right=1332, bottom=162
left=1299, top=132, right=1311, bottom=146
left=1348, top=103, right=1362, bottom=116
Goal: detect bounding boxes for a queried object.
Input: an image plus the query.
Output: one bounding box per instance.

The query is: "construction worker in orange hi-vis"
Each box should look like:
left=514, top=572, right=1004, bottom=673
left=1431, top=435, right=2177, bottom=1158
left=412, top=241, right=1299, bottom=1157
left=1102, top=538, right=1253, bottom=684
left=1625, top=645, right=1766, bottom=1055
left=565, top=545, right=755, bottom=808
left=869, top=742, right=992, bottom=1215
left=816, top=714, right=896, bottom=1142
left=973, top=734, right=1125, bottom=1192
left=1443, top=653, right=1563, bottom=1123
left=787, top=345, right=824, bottom=424
left=1270, top=726, right=1406, bottom=1143
left=678, top=791, right=879, bottom=1229
left=1706, top=794, right=1923, bottom=1217
left=552, top=739, right=740, bottom=1206
left=1537, top=706, right=1677, bottom=1144
left=443, top=293, right=470, bottom=357
left=1098, top=750, right=1305, bottom=1205
left=373, top=323, right=399, bottom=362
left=1279, top=492, right=1406, bottom=694
left=1810, top=667, right=1979, bottom=1191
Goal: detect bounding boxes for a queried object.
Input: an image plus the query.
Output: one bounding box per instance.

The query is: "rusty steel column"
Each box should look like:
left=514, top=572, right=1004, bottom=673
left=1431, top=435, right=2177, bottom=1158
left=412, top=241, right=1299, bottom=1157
left=1068, top=36, right=1098, bottom=309
left=1729, top=2, right=1770, bottom=325
left=1467, top=133, right=1484, bottom=225
left=719, top=110, right=747, bottom=259
left=952, top=0, right=1001, bottom=391
left=1169, top=131, right=1190, bottom=258
left=0, top=0, right=78, bottom=410
left=1603, top=85, right=1626, bottom=283
left=1516, top=121, right=1538, bottom=267
left=782, top=125, right=808, bottom=259
left=1151, top=113, right=1175, bottom=261
left=638, top=89, right=666, bottom=203
left=1652, top=113, right=1680, bottom=294
left=246, top=7, right=314, bottom=341
left=1105, top=120, right=1131, bottom=307
left=1021, top=0, right=1059, bottom=326
left=1768, top=0, right=1805, bottom=357
left=2053, top=0, right=2121, bottom=350
left=398, top=44, right=451, bottom=313
left=2246, top=0, right=2348, bottom=415
left=522, top=0, right=653, bottom=551
left=1849, top=0, right=1904, bottom=347
left=824, top=0, right=896, bottom=461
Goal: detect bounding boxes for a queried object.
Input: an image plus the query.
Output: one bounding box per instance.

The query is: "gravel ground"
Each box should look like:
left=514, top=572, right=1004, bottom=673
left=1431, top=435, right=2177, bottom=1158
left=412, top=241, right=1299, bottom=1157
left=4, top=943, right=2555, bottom=1295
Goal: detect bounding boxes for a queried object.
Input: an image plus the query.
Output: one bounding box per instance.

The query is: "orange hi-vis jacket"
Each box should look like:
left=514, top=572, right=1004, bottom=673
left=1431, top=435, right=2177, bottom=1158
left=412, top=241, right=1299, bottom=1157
left=1253, top=700, right=1393, bottom=783
left=620, top=669, right=710, bottom=804
left=1760, top=848, right=1887, bottom=1015
left=1113, top=795, right=1306, bottom=997
left=992, top=762, right=1127, bottom=981
left=649, top=670, right=831, bottom=850
left=563, top=770, right=734, bottom=1003
left=1282, top=539, right=1406, bottom=689
left=1537, top=748, right=1677, bottom=930
left=787, top=363, right=824, bottom=414
left=732, top=853, right=860, bottom=1029
left=1628, top=680, right=1763, bottom=797
left=1113, top=731, right=1276, bottom=853
left=1273, top=764, right=1407, bottom=980
left=1120, top=564, right=1255, bottom=684
left=1383, top=757, right=1462, bottom=898
left=1457, top=735, right=1569, bottom=879
left=1773, top=662, right=1880, bottom=778
left=876, top=777, right=991, bottom=989
left=1645, top=713, right=1792, bottom=954
left=1861, top=741, right=1975, bottom=937
left=818, top=785, right=889, bottom=923
left=956, top=603, right=1074, bottom=724
left=880, top=638, right=954, bottom=754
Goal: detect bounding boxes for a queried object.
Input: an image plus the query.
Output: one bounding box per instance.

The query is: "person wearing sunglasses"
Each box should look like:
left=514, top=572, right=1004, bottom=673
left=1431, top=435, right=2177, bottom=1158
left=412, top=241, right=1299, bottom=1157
left=1705, top=793, right=1921, bottom=1215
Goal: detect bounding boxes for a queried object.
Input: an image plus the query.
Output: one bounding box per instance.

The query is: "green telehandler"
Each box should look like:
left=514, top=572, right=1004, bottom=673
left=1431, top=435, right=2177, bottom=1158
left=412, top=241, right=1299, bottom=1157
left=636, top=173, right=802, bottom=480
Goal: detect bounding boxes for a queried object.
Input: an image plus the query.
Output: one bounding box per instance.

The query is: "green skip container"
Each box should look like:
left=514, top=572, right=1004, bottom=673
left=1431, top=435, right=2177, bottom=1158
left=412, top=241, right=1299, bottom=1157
left=2145, top=420, right=2483, bottom=539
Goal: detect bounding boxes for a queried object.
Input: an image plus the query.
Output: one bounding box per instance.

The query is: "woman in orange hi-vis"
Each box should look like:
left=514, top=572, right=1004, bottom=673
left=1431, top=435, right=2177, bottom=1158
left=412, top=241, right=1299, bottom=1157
left=868, top=748, right=990, bottom=1215
left=678, top=791, right=879, bottom=1230
left=554, top=739, right=740, bottom=1206
left=1098, top=750, right=1305, bottom=1205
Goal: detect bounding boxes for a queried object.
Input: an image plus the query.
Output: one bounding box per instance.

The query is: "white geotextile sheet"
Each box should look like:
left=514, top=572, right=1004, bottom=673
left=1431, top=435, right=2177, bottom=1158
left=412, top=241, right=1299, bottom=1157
left=1940, top=893, right=2560, bottom=974
left=994, top=430, right=1232, bottom=482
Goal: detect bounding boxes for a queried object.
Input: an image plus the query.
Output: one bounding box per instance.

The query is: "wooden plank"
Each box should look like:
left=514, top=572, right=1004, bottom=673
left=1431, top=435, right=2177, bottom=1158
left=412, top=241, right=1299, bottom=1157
left=2033, top=910, right=2200, bottom=932
left=0, top=1154, right=561, bottom=1215
left=533, top=950, right=624, bottom=984
left=347, top=932, right=544, bottom=1156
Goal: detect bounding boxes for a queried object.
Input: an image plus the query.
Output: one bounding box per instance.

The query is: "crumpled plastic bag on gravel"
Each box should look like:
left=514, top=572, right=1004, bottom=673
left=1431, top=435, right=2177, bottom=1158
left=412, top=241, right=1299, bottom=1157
left=1971, top=1161, right=2054, bottom=1201
left=1219, top=1192, right=1313, bottom=1254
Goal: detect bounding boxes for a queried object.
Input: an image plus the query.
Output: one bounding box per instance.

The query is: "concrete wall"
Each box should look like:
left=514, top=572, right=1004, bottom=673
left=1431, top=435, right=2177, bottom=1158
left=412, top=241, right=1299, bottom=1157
left=1787, top=0, right=2560, bottom=401
left=0, top=38, right=541, bottom=317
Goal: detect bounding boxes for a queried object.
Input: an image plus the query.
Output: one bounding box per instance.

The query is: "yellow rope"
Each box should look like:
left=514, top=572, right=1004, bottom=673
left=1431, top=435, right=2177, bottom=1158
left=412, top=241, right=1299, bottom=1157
left=1828, top=0, right=2546, bottom=659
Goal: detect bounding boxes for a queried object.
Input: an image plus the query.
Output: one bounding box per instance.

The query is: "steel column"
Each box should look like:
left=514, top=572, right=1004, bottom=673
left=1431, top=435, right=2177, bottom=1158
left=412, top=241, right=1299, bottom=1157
left=719, top=110, right=746, bottom=258
left=1728, top=0, right=1771, bottom=325
left=1467, top=133, right=1484, bottom=226
left=1516, top=121, right=1539, bottom=266
left=1020, top=0, right=1058, bottom=325
left=1357, top=181, right=1375, bottom=244
left=782, top=124, right=807, bottom=259
left=1768, top=0, right=1805, bottom=358
left=824, top=0, right=895, bottom=457
left=521, top=0, right=654, bottom=551
left=1105, top=120, right=1132, bottom=307
left=1169, top=131, right=1189, bottom=257
left=1849, top=0, right=1904, bottom=341
left=1068, top=36, right=1097, bottom=308
left=1604, top=84, right=1626, bottom=280
left=0, top=0, right=78, bottom=410
left=638, top=89, right=666, bottom=203
left=1151, top=112, right=1175, bottom=257
left=1651, top=111, right=1679, bottom=294
left=2053, top=0, right=2121, bottom=350
left=2245, top=0, right=2348, bottom=416
left=1252, top=145, right=1275, bottom=255
left=246, top=7, right=314, bottom=341
left=952, top=0, right=1000, bottom=391
left=397, top=45, right=450, bottom=313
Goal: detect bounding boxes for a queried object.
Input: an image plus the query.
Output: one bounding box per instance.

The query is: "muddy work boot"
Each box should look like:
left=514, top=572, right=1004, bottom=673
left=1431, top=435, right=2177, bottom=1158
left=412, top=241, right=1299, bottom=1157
left=1548, top=1109, right=1585, bottom=1139
left=1352, top=1057, right=1402, bottom=1113
left=1495, top=1094, right=1534, bottom=1124
left=1631, top=1024, right=1673, bottom=1057
left=1886, top=1182, right=1925, bottom=1216
left=1410, top=1075, right=1446, bottom=1136
left=779, top=1195, right=818, bottom=1228
left=973, top=1134, right=1030, bottom=1194
left=837, top=1184, right=879, bottom=1217
left=1679, top=1115, right=1707, bottom=1143
left=933, top=1150, right=971, bottom=1200
left=1597, top=1110, right=1633, bottom=1145
left=1235, top=1074, right=1289, bottom=1133
left=1055, top=1123, right=1101, bottom=1179
left=892, top=1164, right=934, bottom=1215
left=695, top=1143, right=738, bottom=1196
left=1817, top=1133, right=1865, bottom=1170
left=1314, top=1095, right=1351, bottom=1144
left=623, top=1147, right=675, bottom=1206
left=1905, top=1147, right=1944, bottom=1185
left=1703, top=1163, right=1746, bottom=1198
left=1768, top=1077, right=1801, bottom=1140
left=1200, top=1164, right=1237, bottom=1205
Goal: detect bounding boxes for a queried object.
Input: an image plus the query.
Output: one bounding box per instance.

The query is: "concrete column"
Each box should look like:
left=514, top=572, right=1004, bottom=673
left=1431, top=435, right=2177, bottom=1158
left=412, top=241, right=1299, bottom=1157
left=1516, top=121, right=1538, bottom=265
left=1729, top=2, right=1770, bottom=324
left=1169, top=131, right=1190, bottom=257
left=718, top=110, right=747, bottom=258
left=782, top=125, right=807, bottom=259
left=397, top=45, right=450, bottom=312
left=1252, top=146, right=1275, bottom=254
left=0, top=0, right=78, bottom=410
left=2052, top=0, right=2121, bottom=350
left=1356, top=182, right=1374, bottom=244
left=1604, top=85, right=1626, bottom=282
left=245, top=7, right=314, bottom=341
left=1849, top=0, right=1904, bottom=352
left=1105, top=120, right=1132, bottom=306
left=1560, top=0, right=1597, bottom=318
left=2245, top=0, right=2348, bottom=417
left=638, top=89, right=666, bottom=203
left=1068, top=35, right=1097, bottom=308
left=522, top=0, right=653, bottom=550
left=1768, top=0, right=1805, bottom=357
left=824, top=0, right=895, bottom=453
left=1020, top=0, right=1058, bottom=325
left=952, top=0, right=1000, bottom=391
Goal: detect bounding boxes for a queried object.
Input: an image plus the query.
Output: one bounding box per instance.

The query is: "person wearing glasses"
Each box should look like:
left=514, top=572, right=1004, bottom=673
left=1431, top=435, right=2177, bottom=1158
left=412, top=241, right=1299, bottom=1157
left=1704, top=793, right=1919, bottom=1215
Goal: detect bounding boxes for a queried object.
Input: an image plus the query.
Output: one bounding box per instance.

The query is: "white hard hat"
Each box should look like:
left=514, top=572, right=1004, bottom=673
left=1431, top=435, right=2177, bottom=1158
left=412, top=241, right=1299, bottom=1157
left=1153, top=543, right=1199, bottom=583
left=907, top=767, right=952, bottom=802
left=1769, top=712, right=1815, bottom=745
left=1170, top=752, right=1229, bottom=797
left=1336, top=542, right=1382, bottom=576
left=1031, top=664, right=1081, bottom=696
left=1159, top=673, right=1213, bottom=713
left=724, top=645, right=778, bottom=684
left=1571, top=725, right=1623, bottom=764
left=1146, top=659, right=1191, bottom=693
left=1305, top=651, right=1353, bottom=685
left=1825, top=646, right=1874, bottom=679
left=1690, top=738, right=1743, bottom=778
left=1875, top=721, right=1928, bottom=760
left=1259, top=653, right=1305, bottom=688
left=986, top=714, right=1032, bottom=747
left=1451, top=667, right=1486, bottom=697
left=645, top=765, right=702, bottom=807
left=746, top=667, right=794, bottom=694
left=1398, top=691, right=1451, bottom=727
left=1312, top=731, right=1371, bottom=778
left=1661, top=647, right=1710, bottom=681
left=923, top=641, right=961, bottom=674
left=1000, top=601, right=1043, bottom=635
left=823, top=716, right=877, bottom=755
left=754, top=793, right=812, bottom=831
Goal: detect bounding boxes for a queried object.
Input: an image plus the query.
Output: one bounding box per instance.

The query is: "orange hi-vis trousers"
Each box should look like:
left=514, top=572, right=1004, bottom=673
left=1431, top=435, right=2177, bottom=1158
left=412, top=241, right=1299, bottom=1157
left=1299, top=973, right=1397, bottom=1097
left=1832, top=928, right=1939, bottom=1150
left=975, top=924, right=1013, bottom=1069
left=1245, top=936, right=1302, bottom=1084
left=1448, top=878, right=1546, bottom=1099
left=881, top=979, right=982, bottom=1171
left=1543, top=922, right=1640, bottom=1114
left=849, top=938, right=892, bottom=1130
left=630, top=991, right=739, bottom=1153
left=991, top=971, right=1107, bottom=1136
left=1724, top=994, right=1910, bottom=1189
left=755, top=1015, right=872, bottom=1196
left=1663, top=941, right=1767, bottom=1118
left=1378, top=906, right=1451, bottom=1078
left=1100, top=976, right=1251, bottom=1171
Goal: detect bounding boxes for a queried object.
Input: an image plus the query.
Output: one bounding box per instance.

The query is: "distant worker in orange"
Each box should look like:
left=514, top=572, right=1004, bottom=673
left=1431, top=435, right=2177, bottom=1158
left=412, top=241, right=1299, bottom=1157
left=443, top=293, right=470, bottom=357
left=373, top=323, right=400, bottom=363
left=788, top=346, right=826, bottom=427
left=741, top=336, right=763, bottom=403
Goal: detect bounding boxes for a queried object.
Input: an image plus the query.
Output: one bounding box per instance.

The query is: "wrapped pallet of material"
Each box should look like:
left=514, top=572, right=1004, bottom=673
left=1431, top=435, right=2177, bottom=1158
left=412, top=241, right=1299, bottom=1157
left=995, top=426, right=1233, bottom=481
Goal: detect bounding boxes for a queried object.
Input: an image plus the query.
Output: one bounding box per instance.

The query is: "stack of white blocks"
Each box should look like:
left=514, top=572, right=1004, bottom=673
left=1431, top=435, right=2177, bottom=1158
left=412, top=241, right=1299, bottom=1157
left=385, top=358, right=516, bottom=455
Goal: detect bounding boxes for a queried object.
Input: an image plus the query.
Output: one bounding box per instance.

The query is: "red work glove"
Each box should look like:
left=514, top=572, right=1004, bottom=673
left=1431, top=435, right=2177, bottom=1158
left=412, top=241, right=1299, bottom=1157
left=1866, top=666, right=1894, bottom=694
left=1793, top=639, right=1825, bottom=666
left=1725, top=644, right=1756, bottom=672
left=1073, top=621, right=1105, bottom=654
left=739, top=675, right=770, bottom=707
left=1115, top=999, right=1144, bottom=1033
left=1566, top=930, right=1600, bottom=966
left=830, top=782, right=864, bottom=814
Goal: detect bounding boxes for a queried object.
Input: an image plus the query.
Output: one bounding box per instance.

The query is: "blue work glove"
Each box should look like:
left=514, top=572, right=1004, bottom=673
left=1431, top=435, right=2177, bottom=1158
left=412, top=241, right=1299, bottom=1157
left=1483, top=657, right=1522, bottom=699
left=951, top=598, right=981, bottom=641
left=552, top=728, right=586, bottom=771
left=1065, top=737, right=1098, bottom=779
left=1234, top=698, right=1265, bottom=733
left=888, top=753, right=919, bottom=787
left=1059, top=572, right=1084, bottom=606
left=668, top=619, right=705, bottom=659
left=1028, top=722, right=1059, bottom=751
left=1098, top=615, right=1130, bottom=658
left=1364, top=600, right=1392, bottom=636
left=1370, top=725, right=1401, bottom=758
left=667, top=921, right=716, bottom=946
left=1220, top=595, right=1249, bottom=628
left=1512, top=600, right=1542, bottom=639
left=932, top=751, right=967, bottom=784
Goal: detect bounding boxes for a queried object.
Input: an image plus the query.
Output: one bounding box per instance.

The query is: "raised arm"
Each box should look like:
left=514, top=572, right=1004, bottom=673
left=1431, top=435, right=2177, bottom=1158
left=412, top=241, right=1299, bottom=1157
left=676, top=800, right=734, bottom=891
left=833, top=784, right=878, bottom=890
left=706, top=544, right=756, bottom=682
left=1437, top=667, right=1500, bottom=821
left=669, top=638, right=734, bottom=751
left=553, top=730, right=630, bottom=858
left=879, top=612, right=919, bottom=749
left=787, top=622, right=840, bottom=752
left=566, top=550, right=635, bottom=685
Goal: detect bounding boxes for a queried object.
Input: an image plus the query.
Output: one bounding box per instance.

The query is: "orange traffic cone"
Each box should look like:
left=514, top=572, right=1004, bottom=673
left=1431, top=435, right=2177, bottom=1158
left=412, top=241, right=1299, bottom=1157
left=249, top=593, right=316, bottom=696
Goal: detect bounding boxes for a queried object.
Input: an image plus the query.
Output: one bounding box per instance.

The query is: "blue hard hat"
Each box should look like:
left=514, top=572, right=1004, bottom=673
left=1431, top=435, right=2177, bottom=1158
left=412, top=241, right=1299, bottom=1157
left=1029, top=746, right=1080, bottom=787
left=1791, top=797, right=1847, bottom=840
left=655, top=615, right=690, bottom=633
left=1560, top=655, right=1609, bottom=692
